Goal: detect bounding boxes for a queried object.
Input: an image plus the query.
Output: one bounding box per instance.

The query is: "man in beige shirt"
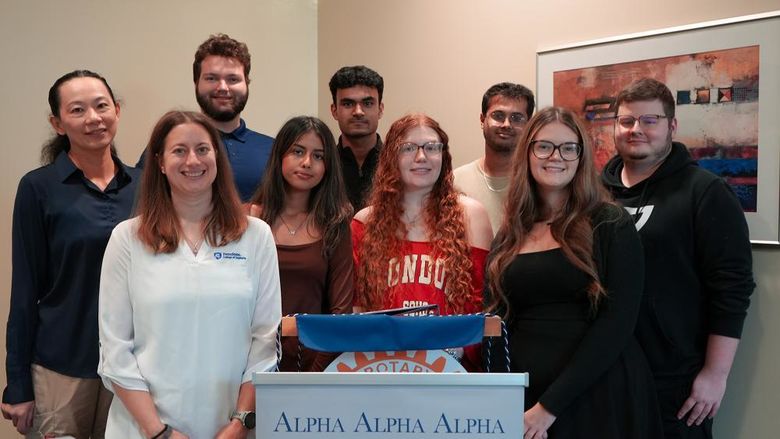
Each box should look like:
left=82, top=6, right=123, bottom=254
left=454, top=82, right=535, bottom=235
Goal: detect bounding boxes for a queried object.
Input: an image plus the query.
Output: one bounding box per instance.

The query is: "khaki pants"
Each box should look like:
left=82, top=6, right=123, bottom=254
left=27, top=364, right=112, bottom=439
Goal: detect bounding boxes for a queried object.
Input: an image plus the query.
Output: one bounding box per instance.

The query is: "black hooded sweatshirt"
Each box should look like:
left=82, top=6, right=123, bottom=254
left=601, top=142, right=754, bottom=382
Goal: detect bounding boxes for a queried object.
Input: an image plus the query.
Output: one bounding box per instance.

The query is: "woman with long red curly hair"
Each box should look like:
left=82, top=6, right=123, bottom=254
left=351, top=113, right=492, bottom=365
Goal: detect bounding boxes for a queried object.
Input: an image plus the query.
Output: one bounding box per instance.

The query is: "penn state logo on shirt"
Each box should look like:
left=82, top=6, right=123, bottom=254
left=213, top=251, right=247, bottom=261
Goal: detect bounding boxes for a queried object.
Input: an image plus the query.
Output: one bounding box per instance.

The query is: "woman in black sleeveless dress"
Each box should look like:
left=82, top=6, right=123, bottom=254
left=486, top=107, right=663, bottom=439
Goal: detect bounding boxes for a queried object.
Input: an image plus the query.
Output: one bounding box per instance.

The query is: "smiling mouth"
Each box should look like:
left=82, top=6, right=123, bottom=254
left=182, top=170, right=206, bottom=177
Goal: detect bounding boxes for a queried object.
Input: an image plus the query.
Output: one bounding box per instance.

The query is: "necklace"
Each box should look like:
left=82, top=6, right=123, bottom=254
left=183, top=234, right=204, bottom=255
left=279, top=213, right=309, bottom=236
left=404, top=210, right=423, bottom=226
left=477, top=160, right=509, bottom=193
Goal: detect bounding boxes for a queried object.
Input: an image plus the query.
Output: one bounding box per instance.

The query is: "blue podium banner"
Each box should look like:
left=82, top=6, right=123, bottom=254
left=295, top=314, right=486, bottom=353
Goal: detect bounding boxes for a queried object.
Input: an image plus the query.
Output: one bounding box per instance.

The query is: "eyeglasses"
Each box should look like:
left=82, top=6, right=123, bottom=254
left=530, top=140, right=582, bottom=161
left=615, top=114, right=667, bottom=129
left=399, top=142, right=444, bottom=156
left=489, top=111, right=528, bottom=127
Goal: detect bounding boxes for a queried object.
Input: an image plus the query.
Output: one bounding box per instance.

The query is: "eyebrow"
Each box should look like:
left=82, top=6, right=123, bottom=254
left=293, top=143, right=324, bottom=152
left=340, top=96, right=375, bottom=103
left=65, top=96, right=110, bottom=106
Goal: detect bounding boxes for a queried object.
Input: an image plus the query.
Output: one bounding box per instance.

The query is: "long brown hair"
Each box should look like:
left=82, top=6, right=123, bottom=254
left=355, top=113, right=474, bottom=312
left=136, top=111, right=247, bottom=253
left=486, top=107, right=612, bottom=318
left=251, top=116, right=352, bottom=257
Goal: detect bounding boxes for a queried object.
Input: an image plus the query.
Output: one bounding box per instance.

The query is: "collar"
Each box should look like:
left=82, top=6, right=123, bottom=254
left=54, top=150, right=133, bottom=188
left=337, top=133, right=383, bottom=152
left=54, top=150, right=81, bottom=182
left=222, top=118, right=249, bottom=142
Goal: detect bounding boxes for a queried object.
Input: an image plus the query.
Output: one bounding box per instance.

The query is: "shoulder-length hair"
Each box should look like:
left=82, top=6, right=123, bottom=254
left=355, top=113, right=474, bottom=312
left=486, top=107, right=613, bottom=318
left=251, top=116, right=352, bottom=257
left=136, top=110, right=247, bottom=253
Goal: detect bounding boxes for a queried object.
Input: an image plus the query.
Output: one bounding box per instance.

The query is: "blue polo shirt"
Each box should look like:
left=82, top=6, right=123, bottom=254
left=136, top=118, right=273, bottom=202
left=3, top=153, right=139, bottom=404
left=221, top=119, right=274, bottom=202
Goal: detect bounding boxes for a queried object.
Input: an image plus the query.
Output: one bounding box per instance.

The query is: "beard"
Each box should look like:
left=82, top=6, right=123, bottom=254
left=485, top=129, right=517, bottom=153
left=196, top=89, right=249, bottom=122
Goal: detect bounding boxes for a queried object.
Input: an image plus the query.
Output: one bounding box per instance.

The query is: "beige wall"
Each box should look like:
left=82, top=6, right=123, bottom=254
left=0, top=0, right=317, bottom=436
left=317, top=0, right=779, bottom=438
left=1, top=0, right=778, bottom=437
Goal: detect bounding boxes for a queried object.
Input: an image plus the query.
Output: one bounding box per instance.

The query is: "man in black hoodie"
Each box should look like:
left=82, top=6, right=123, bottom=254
left=601, top=78, right=754, bottom=439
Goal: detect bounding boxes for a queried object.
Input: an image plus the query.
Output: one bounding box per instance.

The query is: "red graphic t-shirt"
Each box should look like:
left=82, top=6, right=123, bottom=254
left=351, top=219, right=487, bottom=314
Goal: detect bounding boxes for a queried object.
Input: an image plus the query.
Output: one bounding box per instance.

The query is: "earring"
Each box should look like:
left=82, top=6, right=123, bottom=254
left=161, top=167, right=165, bottom=174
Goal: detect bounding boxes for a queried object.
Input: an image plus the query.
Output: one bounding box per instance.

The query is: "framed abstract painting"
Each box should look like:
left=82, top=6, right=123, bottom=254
left=537, top=11, right=780, bottom=244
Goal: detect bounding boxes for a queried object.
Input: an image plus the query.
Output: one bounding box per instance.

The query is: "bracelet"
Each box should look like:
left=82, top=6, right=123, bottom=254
left=151, top=424, right=171, bottom=439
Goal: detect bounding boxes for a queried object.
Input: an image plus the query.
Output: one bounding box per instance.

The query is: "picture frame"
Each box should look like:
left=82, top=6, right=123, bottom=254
left=536, top=11, right=780, bottom=244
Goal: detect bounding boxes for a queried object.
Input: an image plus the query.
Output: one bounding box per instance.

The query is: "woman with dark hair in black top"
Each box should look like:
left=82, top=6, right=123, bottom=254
left=2, top=70, right=139, bottom=436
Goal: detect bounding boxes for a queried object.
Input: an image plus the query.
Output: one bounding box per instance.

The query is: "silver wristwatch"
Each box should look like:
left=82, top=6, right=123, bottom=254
left=230, top=410, right=256, bottom=430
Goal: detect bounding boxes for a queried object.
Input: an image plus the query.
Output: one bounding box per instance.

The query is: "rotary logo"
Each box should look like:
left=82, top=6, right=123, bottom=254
left=326, top=350, right=465, bottom=373
left=214, top=252, right=223, bottom=260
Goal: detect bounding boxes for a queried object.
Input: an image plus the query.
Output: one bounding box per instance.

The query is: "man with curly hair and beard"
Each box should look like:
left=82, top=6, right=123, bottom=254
left=138, top=34, right=274, bottom=202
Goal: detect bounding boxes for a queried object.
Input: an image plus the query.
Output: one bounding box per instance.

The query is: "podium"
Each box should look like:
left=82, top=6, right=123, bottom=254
left=253, top=314, right=528, bottom=437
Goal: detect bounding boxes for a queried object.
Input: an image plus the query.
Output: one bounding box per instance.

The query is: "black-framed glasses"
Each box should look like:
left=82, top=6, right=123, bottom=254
left=399, top=141, right=445, bottom=156
left=530, top=140, right=582, bottom=161
left=615, top=114, right=667, bottom=129
left=489, top=111, right=528, bottom=127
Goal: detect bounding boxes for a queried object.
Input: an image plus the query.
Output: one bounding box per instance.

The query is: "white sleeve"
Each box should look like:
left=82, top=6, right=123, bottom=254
left=98, top=220, right=149, bottom=392
left=242, top=220, right=282, bottom=381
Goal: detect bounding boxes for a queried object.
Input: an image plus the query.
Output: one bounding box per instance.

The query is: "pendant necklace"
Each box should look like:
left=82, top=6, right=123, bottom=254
left=279, top=213, right=309, bottom=236
left=404, top=209, right=423, bottom=226
left=183, top=234, right=204, bottom=255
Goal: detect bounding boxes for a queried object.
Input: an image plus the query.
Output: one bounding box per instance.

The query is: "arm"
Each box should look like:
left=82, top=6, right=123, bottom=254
left=242, top=222, right=282, bottom=381
left=694, top=179, right=754, bottom=339
left=310, top=228, right=354, bottom=371
left=537, top=210, right=644, bottom=416
left=214, top=382, right=254, bottom=439
left=111, top=385, right=173, bottom=438
left=677, top=334, right=739, bottom=425
left=98, top=223, right=181, bottom=436
left=350, top=217, right=366, bottom=312
left=677, top=180, right=754, bottom=423
left=2, top=178, right=45, bottom=433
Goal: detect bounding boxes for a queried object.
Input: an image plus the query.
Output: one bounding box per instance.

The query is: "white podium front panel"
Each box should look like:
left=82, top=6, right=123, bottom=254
left=254, top=372, right=528, bottom=438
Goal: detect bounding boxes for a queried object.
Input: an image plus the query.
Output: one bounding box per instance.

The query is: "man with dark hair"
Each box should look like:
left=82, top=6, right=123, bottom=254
left=454, top=82, right=534, bottom=234
left=138, top=34, right=273, bottom=202
left=329, top=65, right=384, bottom=210
left=601, top=77, right=754, bottom=439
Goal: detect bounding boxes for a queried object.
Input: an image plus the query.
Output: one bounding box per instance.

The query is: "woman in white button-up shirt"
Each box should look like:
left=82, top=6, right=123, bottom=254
left=98, top=111, right=281, bottom=439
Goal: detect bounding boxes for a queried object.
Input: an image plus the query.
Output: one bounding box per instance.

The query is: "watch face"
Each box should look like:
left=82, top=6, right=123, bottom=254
left=245, top=412, right=256, bottom=429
